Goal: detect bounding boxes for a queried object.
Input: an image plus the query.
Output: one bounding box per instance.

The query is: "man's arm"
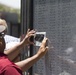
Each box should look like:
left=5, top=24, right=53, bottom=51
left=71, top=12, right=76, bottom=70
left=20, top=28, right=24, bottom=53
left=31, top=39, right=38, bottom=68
left=4, top=29, right=35, bottom=61
left=4, top=41, right=25, bottom=61
left=15, top=38, right=48, bottom=72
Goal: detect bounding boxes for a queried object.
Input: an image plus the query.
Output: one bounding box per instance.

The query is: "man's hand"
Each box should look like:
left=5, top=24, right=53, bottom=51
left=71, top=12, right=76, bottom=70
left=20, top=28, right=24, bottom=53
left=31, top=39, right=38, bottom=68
left=15, top=37, right=49, bottom=71
left=21, top=29, right=36, bottom=46
left=37, top=37, right=49, bottom=58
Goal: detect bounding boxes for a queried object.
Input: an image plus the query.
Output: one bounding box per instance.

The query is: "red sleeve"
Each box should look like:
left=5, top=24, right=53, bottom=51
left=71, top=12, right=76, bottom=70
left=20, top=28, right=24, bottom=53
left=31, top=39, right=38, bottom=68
left=4, top=66, right=22, bottom=75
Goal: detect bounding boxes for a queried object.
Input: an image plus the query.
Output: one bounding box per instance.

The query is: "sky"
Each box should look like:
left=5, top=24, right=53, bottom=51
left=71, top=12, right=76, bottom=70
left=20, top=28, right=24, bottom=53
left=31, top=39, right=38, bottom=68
left=0, top=0, right=21, bottom=9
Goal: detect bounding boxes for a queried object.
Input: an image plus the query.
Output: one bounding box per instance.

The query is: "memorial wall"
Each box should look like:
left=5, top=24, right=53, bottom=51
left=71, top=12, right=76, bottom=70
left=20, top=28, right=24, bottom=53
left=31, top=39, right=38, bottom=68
left=33, top=0, right=76, bottom=75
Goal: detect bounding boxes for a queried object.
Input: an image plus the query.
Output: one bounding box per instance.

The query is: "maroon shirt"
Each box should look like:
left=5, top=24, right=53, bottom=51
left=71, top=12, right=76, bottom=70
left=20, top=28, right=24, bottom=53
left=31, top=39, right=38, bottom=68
left=0, top=53, right=23, bottom=75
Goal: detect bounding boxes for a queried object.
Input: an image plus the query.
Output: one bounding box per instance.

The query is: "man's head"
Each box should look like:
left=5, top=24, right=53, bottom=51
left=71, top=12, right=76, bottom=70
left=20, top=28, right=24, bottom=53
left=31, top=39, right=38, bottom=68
left=0, top=19, right=7, bottom=52
left=0, top=19, right=7, bottom=36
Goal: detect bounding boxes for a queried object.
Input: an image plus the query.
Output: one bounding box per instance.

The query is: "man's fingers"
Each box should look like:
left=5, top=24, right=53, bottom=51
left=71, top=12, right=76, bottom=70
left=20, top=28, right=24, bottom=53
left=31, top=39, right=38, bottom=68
left=29, top=34, right=35, bottom=37
left=43, top=37, right=48, bottom=43
left=29, top=30, right=36, bottom=34
left=45, top=46, right=49, bottom=51
left=41, top=38, right=48, bottom=47
left=44, top=46, right=49, bottom=54
left=27, top=29, right=30, bottom=33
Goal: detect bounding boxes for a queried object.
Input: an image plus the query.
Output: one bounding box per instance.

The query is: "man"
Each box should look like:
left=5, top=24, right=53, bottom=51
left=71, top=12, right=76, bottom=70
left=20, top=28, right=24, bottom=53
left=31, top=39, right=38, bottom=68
left=0, top=19, right=49, bottom=75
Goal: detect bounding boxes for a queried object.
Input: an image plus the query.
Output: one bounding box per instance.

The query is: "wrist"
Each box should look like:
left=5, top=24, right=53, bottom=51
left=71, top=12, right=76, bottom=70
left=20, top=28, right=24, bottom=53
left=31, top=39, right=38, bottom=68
left=22, top=36, right=28, bottom=44
left=35, top=53, right=42, bottom=60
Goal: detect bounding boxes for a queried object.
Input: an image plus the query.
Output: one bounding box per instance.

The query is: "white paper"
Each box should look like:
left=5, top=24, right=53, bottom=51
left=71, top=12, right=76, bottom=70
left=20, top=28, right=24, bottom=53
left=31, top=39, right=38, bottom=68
left=4, top=35, right=20, bottom=50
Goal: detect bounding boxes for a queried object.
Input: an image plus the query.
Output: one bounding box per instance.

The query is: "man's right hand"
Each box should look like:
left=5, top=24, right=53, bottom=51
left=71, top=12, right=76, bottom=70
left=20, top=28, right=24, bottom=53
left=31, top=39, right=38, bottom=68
left=37, top=38, right=49, bottom=58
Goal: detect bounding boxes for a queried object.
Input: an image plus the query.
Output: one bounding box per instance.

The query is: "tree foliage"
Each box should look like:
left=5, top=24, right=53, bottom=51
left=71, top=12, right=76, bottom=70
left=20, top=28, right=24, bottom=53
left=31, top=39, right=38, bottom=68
left=0, top=3, right=20, bottom=22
